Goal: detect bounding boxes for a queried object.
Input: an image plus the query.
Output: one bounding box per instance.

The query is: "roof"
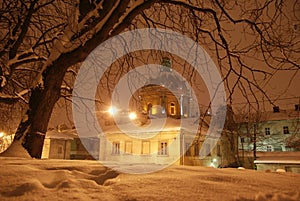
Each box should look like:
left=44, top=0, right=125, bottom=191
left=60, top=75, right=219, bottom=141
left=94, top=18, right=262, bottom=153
left=252, top=151, right=300, bottom=164
left=254, top=159, right=300, bottom=164
left=46, top=129, right=77, bottom=140
left=235, top=109, right=300, bottom=123
left=102, top=117, right=204, bottom=135
left=144, top=71, right=189, bottom=93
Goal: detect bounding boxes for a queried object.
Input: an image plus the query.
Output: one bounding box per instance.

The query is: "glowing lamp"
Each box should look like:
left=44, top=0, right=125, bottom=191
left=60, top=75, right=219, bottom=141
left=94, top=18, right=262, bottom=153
left=108, top=106, right=117, bottom=115
left=129, top=112, right=137, bottom=120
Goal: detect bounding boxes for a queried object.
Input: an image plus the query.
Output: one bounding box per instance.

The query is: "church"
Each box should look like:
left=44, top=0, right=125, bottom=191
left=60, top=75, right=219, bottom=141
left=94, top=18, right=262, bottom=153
left=98, top=58, right=238, bottom=168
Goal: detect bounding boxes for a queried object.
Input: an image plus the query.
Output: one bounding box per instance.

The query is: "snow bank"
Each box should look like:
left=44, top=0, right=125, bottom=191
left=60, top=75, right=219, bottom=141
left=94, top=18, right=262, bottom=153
left=254, top=192, right=300, bottom=201
left=0, top=158, right=300, bottom=201
left=0, top=141, right=30, bottom=158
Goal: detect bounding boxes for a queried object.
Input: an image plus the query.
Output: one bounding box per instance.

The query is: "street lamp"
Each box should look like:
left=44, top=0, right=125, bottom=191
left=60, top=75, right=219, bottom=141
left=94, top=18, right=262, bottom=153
left=128, top=112, right=137, bottom=120
left=108, top=106, right=117, bottom=115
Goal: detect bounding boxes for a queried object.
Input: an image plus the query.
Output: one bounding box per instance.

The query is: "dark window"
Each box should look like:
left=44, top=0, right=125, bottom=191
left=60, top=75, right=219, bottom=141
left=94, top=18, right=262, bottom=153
left=205, top=143, right=211, bottom=156
left=185, top=143, right=191, bottom=156
left=240, top=137, right=245, bottom=143
left=147, top=103, right=152, bottom=113
left=217, top=145, right=221, bottom=156
left=194, top=143, right=199, bottom=156
left=267, top=145, right=272, bottom=152
left=265, top=128, right=270, bottom=135
left=158, top=141, right=168, bottom=155
left=283, top=126, right=289, bottom=134
left=273, top=106, right=280, bottom=113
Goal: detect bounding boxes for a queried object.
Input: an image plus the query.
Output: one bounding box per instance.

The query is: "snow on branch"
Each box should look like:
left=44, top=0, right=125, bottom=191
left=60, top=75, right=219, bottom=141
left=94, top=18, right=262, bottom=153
left=7, top=48, right=47, bottom=69
left=0, top=89, right=30, bottom=104
left=112, top=0, right=152, bottom=32
left=66, top=69, right=77, bottom=76
left=61, top=85, right=72, bottom=93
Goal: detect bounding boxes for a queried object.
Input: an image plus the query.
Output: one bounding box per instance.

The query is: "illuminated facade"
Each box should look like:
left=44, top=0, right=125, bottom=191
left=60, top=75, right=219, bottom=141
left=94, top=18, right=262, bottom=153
left=132, top=57, right=197, bottom=119
left=98, top=58, right=238, bottom=167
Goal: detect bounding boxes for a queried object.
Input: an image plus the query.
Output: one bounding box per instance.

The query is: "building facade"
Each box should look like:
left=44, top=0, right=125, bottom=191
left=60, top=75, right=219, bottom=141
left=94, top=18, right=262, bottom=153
left=99, top=117, right=237, bottom=168
left=238, top=106, right=300, bottom=152
left=237, top=106, right=300, bottom=171
left=42, top=128, right=99, bottom=160
left=98, top=58, right=237, bottom=168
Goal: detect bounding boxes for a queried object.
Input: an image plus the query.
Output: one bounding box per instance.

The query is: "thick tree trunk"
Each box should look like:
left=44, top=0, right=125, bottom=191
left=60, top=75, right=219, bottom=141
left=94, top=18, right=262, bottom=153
left=13, top=62, right=68, bottom=158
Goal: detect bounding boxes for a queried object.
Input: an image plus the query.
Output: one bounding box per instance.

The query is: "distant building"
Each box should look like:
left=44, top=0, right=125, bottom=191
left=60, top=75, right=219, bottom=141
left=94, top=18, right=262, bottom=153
left=254, top=151, right=300, bottom=173
left=42, top=128, right=99, bottom=160
left=237, top=105, right=300, bottom=171
left=237, top=105, right=300, bottom=152
left=42, top=129, right=75, bottom=159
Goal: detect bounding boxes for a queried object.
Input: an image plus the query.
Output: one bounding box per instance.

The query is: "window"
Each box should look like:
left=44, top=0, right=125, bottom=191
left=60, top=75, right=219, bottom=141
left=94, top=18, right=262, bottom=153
left=273, top=106, right=280, bottom=113
left=151, top=105, right=157, bottom=115
left=158, top=141, right=168, bottom=155
left=185, top=143, right=191, bottom=156
left=124, top=141, right=132, bottom=154
left=205, top=143, right=211, bottom=156
left=142, top=141, right=150, bottom=155
left=240, top=137, right=245, bottom=143
left=283, top=126, right=289, bottom=134
left=267, top=145, right=272, bottom=152
left=217, top=145, right=221, bottom=156
left=147, top=103, right=152, bottom=114
left=161, top=107, right=166, bottom=114
left=194, top=143, right=199, bottom=156
left=265, top=128, right=270, bottom=135
left=170, top=102, right=176, bottom=115
left=295, top=104, right=300, bottom=111
left=112, top=142, right=120, bottom=155
left=183, top=106, right=187, bottom=117
left=160, top=96, right=166, bottom=114
left=58, top=146, right=63, bottom=154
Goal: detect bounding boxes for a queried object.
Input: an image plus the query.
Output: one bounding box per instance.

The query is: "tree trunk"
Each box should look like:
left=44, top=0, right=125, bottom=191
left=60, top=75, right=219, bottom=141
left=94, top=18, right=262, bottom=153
left=13, top=62, right=69, bottom=158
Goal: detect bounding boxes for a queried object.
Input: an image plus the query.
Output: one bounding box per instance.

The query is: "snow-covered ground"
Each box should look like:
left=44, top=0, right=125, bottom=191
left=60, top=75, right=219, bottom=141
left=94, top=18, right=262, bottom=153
left=0, top=157, right=300, bottom=201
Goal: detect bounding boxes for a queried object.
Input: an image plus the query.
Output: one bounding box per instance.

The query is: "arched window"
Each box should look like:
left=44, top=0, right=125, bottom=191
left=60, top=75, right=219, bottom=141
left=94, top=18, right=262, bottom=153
left=147, top=103, right=152, bottom=113
left=170, top=102, right=176, bottom=115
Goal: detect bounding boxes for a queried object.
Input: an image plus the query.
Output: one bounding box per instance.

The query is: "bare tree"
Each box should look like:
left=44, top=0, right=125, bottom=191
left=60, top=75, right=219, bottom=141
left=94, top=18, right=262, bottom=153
left=0, top=0, right=299, bottom=158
